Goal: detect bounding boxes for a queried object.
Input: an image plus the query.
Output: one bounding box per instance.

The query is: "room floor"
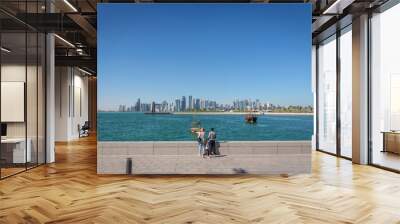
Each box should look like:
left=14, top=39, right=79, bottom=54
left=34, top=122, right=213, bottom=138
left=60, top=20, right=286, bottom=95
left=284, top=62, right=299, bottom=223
left=372, top=150, right=400, bottom=171
left=1, top=163, right=45, bottom=179
left=0, top=135, right=400, bottom=223
left=0, top=167, right=25, bottom=178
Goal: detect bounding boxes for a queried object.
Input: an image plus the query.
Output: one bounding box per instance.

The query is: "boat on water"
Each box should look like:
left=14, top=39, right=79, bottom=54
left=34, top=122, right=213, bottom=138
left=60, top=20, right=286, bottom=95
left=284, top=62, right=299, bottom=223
left=190, top=121, right=202, bottom=133
left=245, top=114, right=258, bottom=124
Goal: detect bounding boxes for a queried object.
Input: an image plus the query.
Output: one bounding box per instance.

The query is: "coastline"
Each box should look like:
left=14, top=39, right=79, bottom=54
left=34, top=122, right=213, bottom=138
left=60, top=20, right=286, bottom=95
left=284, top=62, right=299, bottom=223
left=172, top=112, right=313, bottom=116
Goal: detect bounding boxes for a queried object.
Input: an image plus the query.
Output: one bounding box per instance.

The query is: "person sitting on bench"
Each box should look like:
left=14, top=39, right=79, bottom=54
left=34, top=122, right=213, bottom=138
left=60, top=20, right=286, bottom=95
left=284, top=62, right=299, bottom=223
left=79, top=121, right=90, bottom=138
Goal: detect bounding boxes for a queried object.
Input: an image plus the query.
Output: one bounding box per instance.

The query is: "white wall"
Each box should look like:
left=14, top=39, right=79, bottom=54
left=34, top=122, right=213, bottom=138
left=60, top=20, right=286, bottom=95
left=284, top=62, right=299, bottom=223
left=1, top=63, right=46, bottom=164
left=1, top=65, right=26, bottom=140
left=55, top=67, right=69, bottom=141
left=55, top=67, right=89, bottom=141
left=72, top=73, right=89, bottom=138
left=1, top=65, right=40, bottom=138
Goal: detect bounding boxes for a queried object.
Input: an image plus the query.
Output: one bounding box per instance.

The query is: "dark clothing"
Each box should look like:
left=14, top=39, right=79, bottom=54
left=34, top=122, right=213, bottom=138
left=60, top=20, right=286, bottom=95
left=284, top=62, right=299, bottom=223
left=208, top=140, right=216, bottom=155
left=204, top=141, right=210, bottom=156
left=207, top=131, right=217, bottom=155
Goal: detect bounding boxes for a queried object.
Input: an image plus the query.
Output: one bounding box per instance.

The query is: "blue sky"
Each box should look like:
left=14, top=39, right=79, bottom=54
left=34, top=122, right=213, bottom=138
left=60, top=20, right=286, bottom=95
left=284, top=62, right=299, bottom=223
left=98, top=4, right=312, bottom=110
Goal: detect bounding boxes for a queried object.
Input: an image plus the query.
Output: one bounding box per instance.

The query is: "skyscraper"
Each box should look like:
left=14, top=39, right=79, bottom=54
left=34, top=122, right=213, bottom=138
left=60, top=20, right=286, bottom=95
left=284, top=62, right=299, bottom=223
left=151, top=101, right=156, bottom=113
left=161, top=100, right=168, bottom=112
left=135, top=98, right=141, bottom=112
left=188, top=95, right=193, bottom=110
left=195, top=98, right=200, bottom=110
left=200, top=99, right=206, bottom=110
left=175, top=99, right=181, bottom=112
left=256, top=99, right=261, bottom=110
left=181, top=96, right=186, bottom=111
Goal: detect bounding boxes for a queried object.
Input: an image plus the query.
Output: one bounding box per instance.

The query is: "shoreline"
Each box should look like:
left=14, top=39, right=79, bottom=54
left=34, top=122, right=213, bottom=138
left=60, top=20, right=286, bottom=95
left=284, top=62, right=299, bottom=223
left=172, top=112, right=313, bottom=116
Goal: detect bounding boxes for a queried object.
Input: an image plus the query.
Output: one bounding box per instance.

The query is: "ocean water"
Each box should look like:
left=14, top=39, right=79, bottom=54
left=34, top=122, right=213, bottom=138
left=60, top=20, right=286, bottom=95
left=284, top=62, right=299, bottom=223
left=98, top=112, right=313, bottom=141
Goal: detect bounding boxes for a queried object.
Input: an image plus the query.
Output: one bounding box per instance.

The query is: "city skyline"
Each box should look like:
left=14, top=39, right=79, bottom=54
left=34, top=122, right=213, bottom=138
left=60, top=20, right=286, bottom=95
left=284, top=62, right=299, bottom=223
left=98, top=4, right=312, bottom=110
left=99, top=95, right=313, bottom=112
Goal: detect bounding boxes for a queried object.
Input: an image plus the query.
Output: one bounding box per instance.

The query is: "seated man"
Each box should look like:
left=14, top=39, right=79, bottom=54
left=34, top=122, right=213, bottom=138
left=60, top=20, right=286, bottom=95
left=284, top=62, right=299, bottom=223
left=79, top=121, right=90, bottom=138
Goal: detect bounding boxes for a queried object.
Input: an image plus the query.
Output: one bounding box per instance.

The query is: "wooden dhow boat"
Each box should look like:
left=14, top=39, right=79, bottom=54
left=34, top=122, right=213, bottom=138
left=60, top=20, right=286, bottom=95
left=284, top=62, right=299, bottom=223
left=245, top=114, right=258, bottom=124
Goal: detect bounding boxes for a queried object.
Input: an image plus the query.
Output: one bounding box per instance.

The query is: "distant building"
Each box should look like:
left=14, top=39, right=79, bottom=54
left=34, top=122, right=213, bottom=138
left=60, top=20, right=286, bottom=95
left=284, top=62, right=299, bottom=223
left=233, top=99, right=240, bottom=110
left=195, top=98, right=200, bottom=110
left=151, top=101, right=156, bottom=113
left=209, top=101, right=216, bottom=110
left=161, top=100, right=168, bottom=112
left=188, top=95, right=193, bottom=110
left=135, top=98, right=141, bottom=112
left=118, top=105, right=126, bottom=112
left=120, top=96, right=311, bottom=113
left=141, top=103, right=150, bottom=112
left=200, top=99, right=205, bottom=110
left=256, top=99, right=261, bottom=110
left=181, top=96, right=186, bottom=111
left=175, top=99, right=181, bottom=112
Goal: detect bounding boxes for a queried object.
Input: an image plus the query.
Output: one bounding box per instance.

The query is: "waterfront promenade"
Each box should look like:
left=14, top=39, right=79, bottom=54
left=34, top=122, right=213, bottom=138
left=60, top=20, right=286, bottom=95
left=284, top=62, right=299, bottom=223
left=98, top=141, right=311, bottom=175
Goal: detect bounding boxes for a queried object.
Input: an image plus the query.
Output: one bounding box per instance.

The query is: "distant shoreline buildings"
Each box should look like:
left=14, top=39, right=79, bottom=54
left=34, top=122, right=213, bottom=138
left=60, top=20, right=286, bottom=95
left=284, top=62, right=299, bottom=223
left=100, top=96, right=313, bottom=113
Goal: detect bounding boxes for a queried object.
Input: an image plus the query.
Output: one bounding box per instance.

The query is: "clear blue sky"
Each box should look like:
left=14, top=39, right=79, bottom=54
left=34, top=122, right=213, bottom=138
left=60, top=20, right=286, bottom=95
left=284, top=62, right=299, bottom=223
left=98, top=4, right=312, bottom=110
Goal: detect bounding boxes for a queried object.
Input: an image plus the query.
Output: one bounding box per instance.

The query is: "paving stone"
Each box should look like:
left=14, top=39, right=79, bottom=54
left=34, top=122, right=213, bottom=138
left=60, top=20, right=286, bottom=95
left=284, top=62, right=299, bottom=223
left=99, top=141, right=311, bottom=174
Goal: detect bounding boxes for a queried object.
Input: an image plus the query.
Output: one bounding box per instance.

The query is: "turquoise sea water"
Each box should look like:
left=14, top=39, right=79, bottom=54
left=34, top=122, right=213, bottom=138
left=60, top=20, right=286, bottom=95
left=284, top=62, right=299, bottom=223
left=98, top=112, right=313, bottom=141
